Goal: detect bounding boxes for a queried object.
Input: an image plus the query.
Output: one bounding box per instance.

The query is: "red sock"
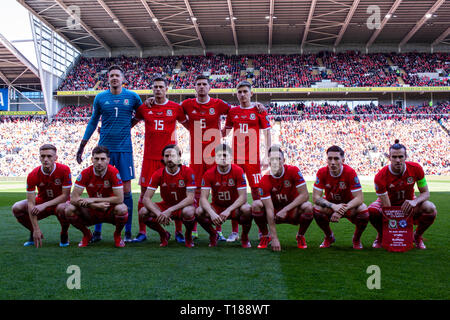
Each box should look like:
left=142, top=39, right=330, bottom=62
left=298, top=212, right=313, bottom=236
left=56, top=212, right=70, bottom=234
left=175, top=219, right=183, bottom=233
left=252, top=207, right=268, bottom=236
left=239, top=215, right=252, bottom=241
left=353, top=209, right=369, bottom=242
left=197, top=216, right=216, bottom=236
left=114, top=213, right=128, bottom=236
left=144, top=217, right=166, bottom=238
left=138, top=200, right=147, bottom=235
left=216, top=224, right=222, bottom=232
left=313, top=208, right=332, bottom=237
left=415, top=210, right=437, bottom=237
left=183, top=217, right=195, bottom=237
left=231, top=219, right=239, bottom=233
left=67, top=214, right=91, bottom=237
left=368, top=207, right=383, bottom=236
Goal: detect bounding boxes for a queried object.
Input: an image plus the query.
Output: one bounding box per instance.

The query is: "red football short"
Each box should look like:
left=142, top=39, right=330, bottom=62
left=156, top=201, right=182, bottom=220
left=140, top=159, right=164, bottom=187
left=211, top=202, right=239, bottom=220
left=35, top=196, right=57, bottom=220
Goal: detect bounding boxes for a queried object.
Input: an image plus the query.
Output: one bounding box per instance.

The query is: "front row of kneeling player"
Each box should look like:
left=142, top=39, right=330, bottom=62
left=12, top=140, right=437, bottom=250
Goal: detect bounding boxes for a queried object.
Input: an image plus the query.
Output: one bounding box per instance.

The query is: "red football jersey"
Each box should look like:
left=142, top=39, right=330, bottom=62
left=225, top=105, right=271, bottom=164
left=259, top=165, right=306, bottom=209
left=201, top=164, right=247, bottom=208
left=135, top=100, right=187, bottom=160
left=148, top=165, right=196, bottom=206
left=374, top=161, right=425, bottom=206
left=181, top=97, right=230, bottom=166
left=313, top=164, right=362, bottom=204
left=74, top=164, right=123, bottom=198
left=26, top=163, right=72, bottom=201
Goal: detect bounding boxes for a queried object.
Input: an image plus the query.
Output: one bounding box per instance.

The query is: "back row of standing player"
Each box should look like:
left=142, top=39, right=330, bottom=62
left=12, top=65, right=437, bottom=250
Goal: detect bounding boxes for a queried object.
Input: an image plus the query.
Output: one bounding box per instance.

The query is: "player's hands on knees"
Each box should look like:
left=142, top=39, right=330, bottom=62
left=219, top=209, right=231, bottom=223
left=156, top=212, right=170, bottom=225
left=275, top=209, right=287, bottom=221
left=332, top=203, right=347, bottom=216
left=33, top=229, right=44, bottom=248
left=330, top=212, right=342, bottom=223
left=145, top=97, right=155, bottom=107
left=271, top=238, right=281, bottom=252
left=31, top=204, right=46, bottom=216
left=210, top=213, right=222, bottom=226
left=92, top=202, right=110, bottom=211
left=79, top=198, right=94, bottom=208
left=401, top=200, right=416, bottom=215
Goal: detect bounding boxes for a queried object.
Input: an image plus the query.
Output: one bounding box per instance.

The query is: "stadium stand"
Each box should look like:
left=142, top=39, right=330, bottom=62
left=58, top=52, right=450, bottom=91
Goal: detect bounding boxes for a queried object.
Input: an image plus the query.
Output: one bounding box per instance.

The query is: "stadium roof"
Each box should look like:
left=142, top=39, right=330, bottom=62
left=0, top=33, right=40, bottom=87
left=18, top=0, right=450, bottom=56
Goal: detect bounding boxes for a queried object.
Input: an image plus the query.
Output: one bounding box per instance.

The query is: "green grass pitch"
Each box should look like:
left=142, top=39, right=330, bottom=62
left=0, top=179, right=448, bottom=300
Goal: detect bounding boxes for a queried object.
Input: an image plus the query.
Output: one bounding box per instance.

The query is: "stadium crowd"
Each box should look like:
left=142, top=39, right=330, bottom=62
left=58, top=51, right=450, bottom=91
left=1, top=111, right=448, bottom=178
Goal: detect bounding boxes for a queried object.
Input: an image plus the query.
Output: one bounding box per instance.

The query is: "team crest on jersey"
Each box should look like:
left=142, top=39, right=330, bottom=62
left=284, top=180, right=291, bottom=187
left=389, top=219, right=397, bottom=229
left=104, top=180, right=110, bottom=188
left=76, top=174, right=82, bottom=182
left=54, top=179, right=61, bottom=185
left=339, top=181, right=346, bottom=189
left=399, top=219, right=408, bottom=228
left=209, top=108, right=215, bottom=115
left=228, top=178, right=235, bottom=186
left=250, top=113, right=256, bottom=120
left=124, top=99, right=129, bottom=105
left=167, top=109, right=173, bottom=116
left=179, top=180, right=185, bottom=187
left=407, top=177, right=414, bottom=185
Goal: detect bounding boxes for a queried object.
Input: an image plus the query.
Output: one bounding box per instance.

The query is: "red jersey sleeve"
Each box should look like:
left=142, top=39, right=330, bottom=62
left=259, top=176, right=271, bottom=200
left=201, top=170, right=212, bottom=189
left=224, top=108, right=234, bottom=129
left=374, top=171, right=387, bottom=196
left=349, top=168, right=362, bottom=192
left=135, top=103, right=146, bottom=120
left=148, top=169, right=162, bottom=190
left=184, top=167, right=197, bottom=189
left=62, top=165, right=72, bottom=189
left=413, top=163, right=425, bottom=181
left=235, top=166, right=247, bottom=190
left=26, top=171, right=37, bottom=193
left=291, top=166, right=306, bottom=188
left=176, top=105, right=187, bottom=124
left=218, top=99, right=231, bottom=115
left=110, top=167, right=123, bottom=189
left=258, top=110, right=271, bottom=130
left=75, top=169, right=88, bottom=189
left=313, top=168, right=326, bottom=191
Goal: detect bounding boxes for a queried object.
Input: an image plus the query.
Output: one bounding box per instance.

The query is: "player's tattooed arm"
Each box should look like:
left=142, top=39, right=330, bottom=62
left=315, top=197, right=333, bottom=209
